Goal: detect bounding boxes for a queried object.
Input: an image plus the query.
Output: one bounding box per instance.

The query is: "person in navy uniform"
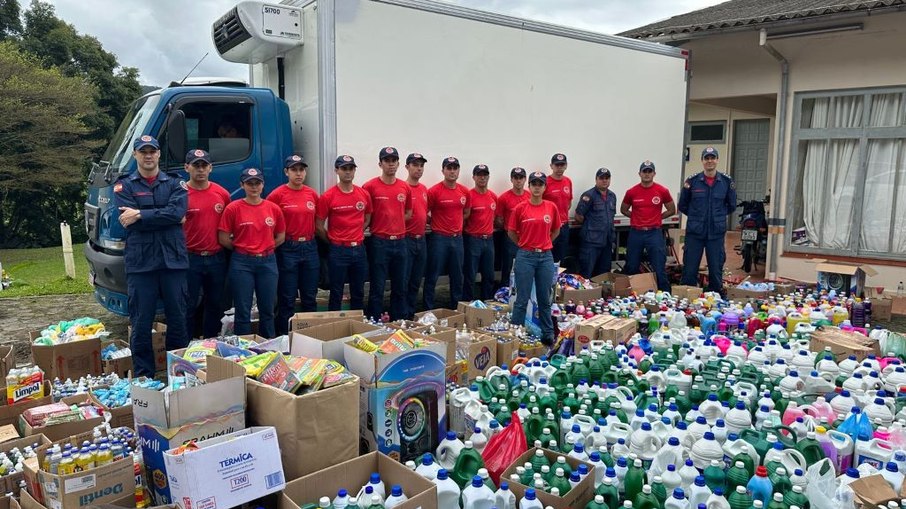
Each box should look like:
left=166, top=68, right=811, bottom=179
left=574, top=167, right=617, bottom=279
left=114, top=135, right=189, bottom=377
left=678, top=146, right=737, bottom=292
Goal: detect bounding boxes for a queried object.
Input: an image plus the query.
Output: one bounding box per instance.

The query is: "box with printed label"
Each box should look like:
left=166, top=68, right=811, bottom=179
left=163, top=426, right=285, bottom=509
left=0, top=434, right=50, bottom=494
left=132, top=362, right=246, bottom=505
left=29, top=334, right=102, bottom=382
left=31, top=443, right=135, bottom=509
left=457, top=302, right=509, bottom=329
left=464, top=333, right=497, bottom=381
left=289, top=320, right=382, bottom=364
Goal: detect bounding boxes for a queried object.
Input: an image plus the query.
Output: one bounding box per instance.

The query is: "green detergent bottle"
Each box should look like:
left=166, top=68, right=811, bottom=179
left=650, top=476, right=668, bottom=506
left=572, top=359, right=591, bottom=386
left=506, top=389, right=522, bottom=412
left=562, top=392, right=581, bottom=413
left=521, top=463, right=536, bottom=486
left=544, top=412, right=561, bottom=442
left=552, top=455, right=573, bottom=478
left=530, top=448, right=551, bottom=473
left=638, top=357, right=652, bottom=374
left=633, top=484, right=661, bottom=509
left=688, top=384, right=705, bottom=405
left=728, top=485, right=753, bottom=509
left=663, top=384, right=679, bottom=403
left=704, top=460, right=727, bottom=492
left=795, top=431, right=826, bottom=465
left=523, top=408, right=545, bottom=446
left=725, top=461, right=751, bottom=493
left=475, top=377, right=496, bottom=402
left=451, top=440, right=485, bottom=489
left=537, top=428, right=557, bottom=450
left=624, top=459, right=647, bottom=504
left=674, top=391, right=692, bottom=415
left=782, top=485, right=810, bottom=509
left=589, top=354, right=605, bottom=383
left=586, top=494, right=610, bottom=509
left=596, top=477, right=621, bottom=509
left=550, top=467, right=572, bottom=496
left=766, top=492, right=786, bottom=509
left=769, top=467, right=791, bottom=495
left=732, top=449, right=755, bottom=478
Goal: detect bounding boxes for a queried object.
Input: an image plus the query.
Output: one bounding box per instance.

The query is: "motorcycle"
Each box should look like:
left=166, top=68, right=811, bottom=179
left=736, top=198, right=768, bottom=273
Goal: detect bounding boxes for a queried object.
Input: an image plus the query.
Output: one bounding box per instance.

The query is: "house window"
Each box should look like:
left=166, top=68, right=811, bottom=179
left=787, top=88, right=906, bottom=258
left=689, top=121, right=726, bottom=143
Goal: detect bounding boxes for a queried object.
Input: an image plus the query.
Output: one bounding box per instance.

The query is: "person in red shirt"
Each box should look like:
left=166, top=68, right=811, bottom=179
left=507, top=171, right=560, bottom=345
left=620, top=160, right=677, bottom=292
left=423, top=156, right=471, bottom=310
left=316, top=155, right=372, bottom=311
left=267, top=154, right=320, bottom=335
left=218, top=168, right=286, bottom=338
left=403, top=152, right=428, bottom=319
left=364, top=147, right=412, bottom=320
left=495, top=166, right=528, bottom=287
left=463, top=164, right=498, bottom=301
left=543, top=152, right=573, bottom=263
left=183, top=149, right=230, bottom=339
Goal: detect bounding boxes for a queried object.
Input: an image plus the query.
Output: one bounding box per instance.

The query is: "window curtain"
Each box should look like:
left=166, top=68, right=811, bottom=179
left=860, top=93, right=905, bottom=253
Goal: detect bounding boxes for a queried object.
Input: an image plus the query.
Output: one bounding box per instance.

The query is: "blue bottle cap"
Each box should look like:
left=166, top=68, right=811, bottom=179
left=391, top=485, right=402, bottom=497
left=437, top=469, right=448, bottom=480
left=674, top=488, right=686, bottom=499
left=471, top=476, right=483, bottom=488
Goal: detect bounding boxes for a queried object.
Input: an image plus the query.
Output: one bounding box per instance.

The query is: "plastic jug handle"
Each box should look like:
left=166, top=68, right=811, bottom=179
left=775, top=425, right=798, bottom=446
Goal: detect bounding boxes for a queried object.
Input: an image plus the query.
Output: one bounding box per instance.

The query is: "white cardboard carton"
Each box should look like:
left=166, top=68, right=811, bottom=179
left=163, top=426, right=285, bottom=509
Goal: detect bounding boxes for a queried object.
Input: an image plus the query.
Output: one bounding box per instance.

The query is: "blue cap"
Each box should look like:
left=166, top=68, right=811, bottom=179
left=501, top=481, right=509, bottom=490
left=471, top=476, right=483, bottom=488
left=437, top=469, right=448, bottom=480
left=551, top=153, right=567, bottom=164
left=525, top=488, right=537, bottom=500
left=701, top=146, right=719, bottom=159
left=422, top=454, right=433, bottom=465
left=667, top=464, right=676, bottom=471
left=391, top=485, right=402, bottom=497
left=674, top=488, right=686, bottom=499
left=570, top=471, right=580, bottom=481
left=337, top=489, right=347, bottom=497
left=447, top=431, right=456, bottom=440
left=695, top=475, right=706, bottom=487
left=133, top=135, right=160, bottom=151
left=442, top=156, right=460, bottom=168
left=240, top=167, right=264, bottom=183
left=186, top=149, right=212, bottom=165
left=370, top=473, right=381, bottom=484
left=668, top=437, right=679, bottom=446
left=639, top=160, right=655, bottom=172
left=379, top=146, right=399, bottom=160
left=284, top=154, right=307, bottom=168
left=472, top=164, right=490, bottom=175
left=590, top=451, right=601, bottom=462
left=406, top=152, right=427, bottom=164
left=528, top=171, right=547, bottom=184
left=335, top=154, right=357, bottom=168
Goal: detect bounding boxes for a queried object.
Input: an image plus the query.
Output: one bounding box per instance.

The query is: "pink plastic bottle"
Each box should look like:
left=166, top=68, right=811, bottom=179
left=782, top=401, right=805, bottom=428
left=628, top=342, right=645, bottom=363
left=874, top=426, right=891, bottom=442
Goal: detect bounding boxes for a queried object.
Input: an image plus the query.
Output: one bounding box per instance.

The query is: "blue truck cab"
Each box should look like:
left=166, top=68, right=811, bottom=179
left=84, top=81, right=293, bottom=315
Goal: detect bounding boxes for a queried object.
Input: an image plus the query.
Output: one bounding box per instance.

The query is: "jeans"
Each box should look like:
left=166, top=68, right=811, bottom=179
left=510, top=249, right=556, bottom=342
left=578, top=241, right=613, bottom=280
left=404, top=236, right=427, bottom=319
left=463, top=234, right=495, bottom=301
left=624, top=229, right=671, bottom=292
left=327, top=244, right=367, bottom=311
left=499, top=234, right=517, bottom=288
left=127, top=269, right=188, bottom=377
left=551, top=223, right=570, bottom=263
left=682, top=234, right=725, bottom=292
left=276, top=240, right=320, bottom=336
left=423, top=233, right=464, bottom=310
left=229, top=252, right=278, bottom=338
left=367, top=236, right=409, bottom=320
left=186, top=252, right=227, bottom=340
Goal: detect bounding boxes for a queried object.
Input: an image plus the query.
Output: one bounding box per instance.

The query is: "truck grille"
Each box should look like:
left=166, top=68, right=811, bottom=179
left=213, top=6, right=252, bottom=56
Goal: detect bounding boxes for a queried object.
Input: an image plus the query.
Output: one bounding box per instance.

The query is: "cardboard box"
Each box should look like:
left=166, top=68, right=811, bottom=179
left=165, top=349, right=204, bottom=388
left=873, top=297, right=893, bottom=322
left=0, top=434, right=50, bottom=494
left=501, top=447, right=595, bottom=509
left=132, top=362, right=247, bottom=505
left=671, top=285, right=703, bottom=301
left=414, top=309, right=465, bottom=329
left=163, top=427, right=285, bottom=509
left=21, top=415, right=104, bottom=443
left=101, top=340, right=133, bottom=379
left=205, top=356, right=359, bottom=481
left=851, top=474, right=899, bottom=508
left=0, top=381, right=53, bottom=430
left=343, top=333, right=446, bottom=384
left=891, top=295, right=906, bottom=316
left=289, top=310, right=364, bottom=332
left=815, top=262, right=877, bottom=297
left=87, top=391, right=134, bottom=429
left=810, top=327, right=880, bottom=361
left=0, top=346, right=14, bottom=380
left=29, top=335, right=102, bottom=381
left=126, top=322, right=167, bottom=373
left=411, top=325, right=456, bottom=366
left=575, top=315, right=638, bottom=348
left=279, top=452, right=437, bottom=509
left=456, top=302, right=509, bottom=329
left=32, top=443, right=135, bottom=509
left=445, top=361, right=468, bottom=386
left=592, top=272, right=658, bottom=298
left=1, top=494, right=22, bottom=509
left=725, top=286, right=771, bottom=301
left=493, top=334, right=521, bottom=367
left=289, top=320, right=382, bottom=364
left=556, top=285, right=602, bottom=304
left=464, top=333, right=497, bottom=381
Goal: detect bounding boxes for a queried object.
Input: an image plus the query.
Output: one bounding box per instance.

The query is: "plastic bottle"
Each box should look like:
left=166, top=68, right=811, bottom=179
left=768, top=467, right=791, bottom=496
left=634, top=484, right=661, bottom=509
left=746, top=466, right=773, bottom=505
left=437, top=431, right=465, bottom=470
left=434, top=469, right=462, bottom=509
left=782, top=485, right=808, bottom=509
left=318, top=496, right=333, bottom=508
left=494, top=481, right=516, bottom=509
left=688, top=476, right=712, bottom=508
left=679, top=459, right=700, bottom=491
left=333, top=489, right=351, bottom=509
left=596, top=476, right=621, bottom=509
left=519, top=487, right=544, bottom=509
left=383, top=485, right=407, bottom=509
left=366, top=494, right=384, bottom=509
left=415, top=454, right=440, bottom=480
left=703, top=460, right=726, bottom=493
left=706, top=489, right=730, bottom=509
left=470, top=427, right=489, bottom=454
left=452, top=441, right=485, bottom=489
left=727, top=485, right=752, bottom=509
left=662, top=464, right=682, bottom=492
left=650, top=476, right=668, bottom=506
left=461, top=475, right=494, bottom=509
left=550, top=467, right=572, bottom=496
left=624, top=459, right=647, bottom=503
left=586, top=495, right=610, bottom=509
left=882, top=461, right=906, bottom=491
left=665, top=488, right=690, bottom=509
left=58, top=452, right=74, bottom=475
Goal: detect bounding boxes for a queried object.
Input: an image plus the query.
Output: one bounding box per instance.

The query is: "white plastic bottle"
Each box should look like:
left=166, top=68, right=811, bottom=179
left=364, top=473, right=386, bottom=501
left=678, top=459, right=700, bottom=491
left=494, top=481, right=516, bottom=509
left=317, top=497, right=331, bottom=508
left=519, top=487, right=544, bottom=509
left=332, top=489, right=350, bottom=508
left=434, top=469, right=462, bottom=509
left=881, top=461, right=905, bottom=492
left=688, top=476, right=712, bottom=508
left=470, top=427, right=489, bottom=454
left=665, top=488, right=690, bottom=509
left=415, top=454, right=440, bottom=480
left=461, top=475, right=495, bottom=509
left=436, top=431, right=465, bottom=470
left=706, top=489, right=731, bottom=509
left=384, top=485, right=408, bottom=508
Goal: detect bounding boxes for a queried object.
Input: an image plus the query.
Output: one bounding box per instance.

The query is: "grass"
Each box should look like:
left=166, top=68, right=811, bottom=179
left=0, top=245, right=93, bottom=297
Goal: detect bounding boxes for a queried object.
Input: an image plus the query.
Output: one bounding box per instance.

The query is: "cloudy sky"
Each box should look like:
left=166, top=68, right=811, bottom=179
left=46, top=0, right=724, bottom=87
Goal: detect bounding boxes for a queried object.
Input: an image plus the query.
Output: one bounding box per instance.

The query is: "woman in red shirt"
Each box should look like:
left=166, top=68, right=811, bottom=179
left=507, top=171, right=560, bottom=345
left=218, top=168, right=286, bottom=338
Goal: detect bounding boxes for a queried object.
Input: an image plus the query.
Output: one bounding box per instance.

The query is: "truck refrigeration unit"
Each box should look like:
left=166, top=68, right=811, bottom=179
left=84, top=0, right=688, bottom=315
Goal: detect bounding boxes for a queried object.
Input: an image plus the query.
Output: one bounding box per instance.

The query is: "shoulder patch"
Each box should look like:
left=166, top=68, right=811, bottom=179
left=683, top=180, right=691, bottom=189
left=581, top=195, right=590, bottom=202
left=113, top=183, right=123, bottom=193
left=730, top=180, right=736, bottom=190
left=179, top=180, right=188, bottom=190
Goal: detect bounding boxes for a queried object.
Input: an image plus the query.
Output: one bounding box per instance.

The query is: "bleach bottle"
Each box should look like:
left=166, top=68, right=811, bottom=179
left=433, top=469, right=461, bottom=509
left=461, top=475, right=494, bottom=509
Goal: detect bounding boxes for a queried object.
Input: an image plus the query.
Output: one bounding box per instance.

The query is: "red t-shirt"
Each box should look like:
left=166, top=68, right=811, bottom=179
left=507, top=200, right=560, bottom=251
left=406, top=181, right=429, bottom=236
left=705, top=176, right=716, bottom=187
left=317, top=185, right=372, bottom=244
left=464, top=189, right=498, bottom=236
left=622, top=183, right=674, bottom=229
left=427, top=182, right=470, bottom=235
left=219, top=199, right=285, bottom=254
left=496, top=189, right=529, bottom=227
left=363, top=177, right=412, bottom=237
left=266, top=184, right=318, bottom=240
left=184, top=183, right=231, bottom=253
left=542, top=175, right=573, bottom=225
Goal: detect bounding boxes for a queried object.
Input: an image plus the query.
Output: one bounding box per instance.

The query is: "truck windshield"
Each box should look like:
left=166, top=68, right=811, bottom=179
left=93, top=93, right=161, bottom=185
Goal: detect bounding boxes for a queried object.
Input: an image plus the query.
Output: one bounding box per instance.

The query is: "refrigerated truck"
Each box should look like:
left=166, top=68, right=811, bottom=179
left=84, top=0, right=688, bottom=315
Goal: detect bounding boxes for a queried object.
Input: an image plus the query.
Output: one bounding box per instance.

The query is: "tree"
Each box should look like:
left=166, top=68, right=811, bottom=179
left=0, top=41, right=100, bottom=246
left=0, top=0, right=22, bottom=40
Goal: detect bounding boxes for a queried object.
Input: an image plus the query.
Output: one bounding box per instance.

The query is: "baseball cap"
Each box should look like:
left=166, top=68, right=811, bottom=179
left=596, top=167, right=611, bottom=178
left=240, top=167, right=264, bottom=183
left=473, top=164, right=489, bottom=175
left=442, top=156, right=461, bottom=168
left=510, top=167, right=527, bottom=178
left=284, top=154, right=308, bottom=168
left=528, top=171, right=547, bottom=184
left=406, top=152, right=427, bottom=164
left=185, top=149, right=211, bottom=165
left=133, top=135, right=160, bottom=151
left=639, top=160, right=656, bottom=172
left=335, top=155, right=357, bottom=168
left=702, top=146, right=719, bottom=159
left=551, top=153, right=567, bottom=164
left=379, top=146, right=399, bottom=160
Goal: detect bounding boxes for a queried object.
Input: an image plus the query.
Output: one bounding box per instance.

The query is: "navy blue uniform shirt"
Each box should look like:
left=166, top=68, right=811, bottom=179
left=575, top=187, right=617, bottom=246
left=678, top=171, right=737, bottom=239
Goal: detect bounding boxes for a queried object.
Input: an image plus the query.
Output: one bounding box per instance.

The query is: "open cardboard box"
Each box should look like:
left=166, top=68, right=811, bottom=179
left=501, top=447, right=595, bottom=509
left=289, top=310, right=364, bottom=331
left=810, top=326, right=880, bottom=361
left=592, top=272, right=657, bottom=298
left=289, top=319, right=383, bottom=364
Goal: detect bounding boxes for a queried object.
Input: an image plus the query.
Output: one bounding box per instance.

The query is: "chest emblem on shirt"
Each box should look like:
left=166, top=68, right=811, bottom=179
left=265, top=217, right=275, bottom=227
left=214, top=203, right=224, bottom=213
left=543, top=215, right=551, bottom=224
left=307, top=201, right=315, bottom=210
left=460, top=196, right=466, bottom=205
left=355, top=201, right=365, bottom=211
left=397, top=193, right=405, bottom=202
left=652, top=196, right=662, bottom=205
left=422, top=193, right=428, bottom=201
left=490, top=202, right=496, bottom=210
left=563, top=186, right=570, bottom=195
left=179, top=180, right=188, bottom=190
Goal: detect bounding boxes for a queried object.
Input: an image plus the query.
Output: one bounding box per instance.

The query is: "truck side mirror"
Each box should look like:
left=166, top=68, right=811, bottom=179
left=165, top=109, right=187, bottom=166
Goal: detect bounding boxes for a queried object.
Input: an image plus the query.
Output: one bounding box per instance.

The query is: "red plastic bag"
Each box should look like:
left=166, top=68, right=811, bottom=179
left=481, top=411, right=527, bottom=485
